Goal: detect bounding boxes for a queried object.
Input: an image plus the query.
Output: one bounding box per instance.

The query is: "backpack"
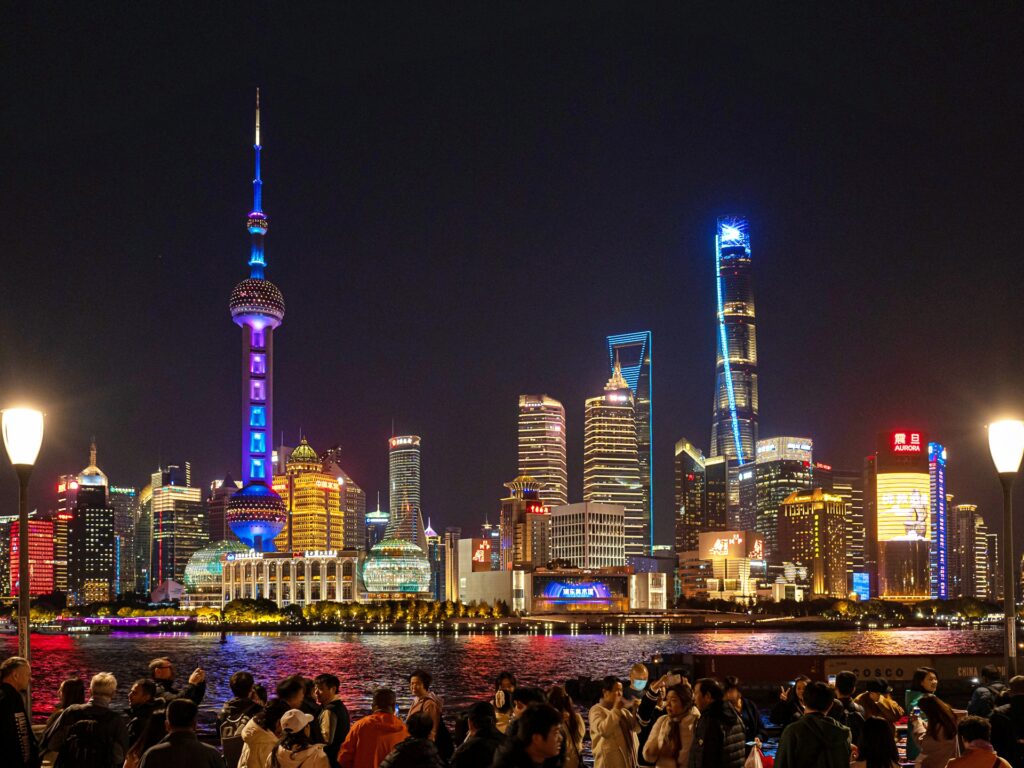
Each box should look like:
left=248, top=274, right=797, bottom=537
left=220, top=701, right=261, bottom=768
left=57, top=705, right=119, bottom=768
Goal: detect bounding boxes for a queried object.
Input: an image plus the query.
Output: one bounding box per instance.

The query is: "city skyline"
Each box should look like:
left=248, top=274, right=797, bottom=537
left=1, top=5, right=1022, bottom=553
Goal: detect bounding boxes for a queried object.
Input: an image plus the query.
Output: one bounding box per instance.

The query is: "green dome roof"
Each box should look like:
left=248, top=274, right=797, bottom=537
left=362, top=538, right=432, bottom=596
left=289, top=438, right=319, bottom=464
left=183, top=540, right=251, bottom=593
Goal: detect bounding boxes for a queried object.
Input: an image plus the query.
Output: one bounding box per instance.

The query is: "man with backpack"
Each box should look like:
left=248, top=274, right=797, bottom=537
left=41, top=671, right=130, bottom=768
left=826, top=671, right=866, bottom=749
left=217, top=671, right=263, bottom=768
left=968, top=664, right=1008, bottom=718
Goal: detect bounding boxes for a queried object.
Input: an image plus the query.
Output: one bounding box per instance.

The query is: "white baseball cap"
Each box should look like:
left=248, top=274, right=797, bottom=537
left=280, top=709, right=315, bottom=733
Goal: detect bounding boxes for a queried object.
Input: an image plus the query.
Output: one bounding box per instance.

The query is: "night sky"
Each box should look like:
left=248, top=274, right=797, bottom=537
left=2, top=4, right=1022, bottom=551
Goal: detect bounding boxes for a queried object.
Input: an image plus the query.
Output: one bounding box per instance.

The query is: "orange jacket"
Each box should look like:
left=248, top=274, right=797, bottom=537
left=337, top=711, right=409, bottom=768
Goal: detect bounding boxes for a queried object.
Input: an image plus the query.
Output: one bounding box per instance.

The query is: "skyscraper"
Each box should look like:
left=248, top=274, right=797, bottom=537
left=498, top=475, right=551, bottom=570
left=517, top=395, right=568, bottom=508
left=272, top=440, right=344, bottom=552
left=550, top=502, right=626, bottom=568
left=425, top=519, right=443, bottom=602
left=206, top=475, right=241, bottom=542
left=583, top=360, right=646, bottom=557
left=53, top=474, right=78, bottom=593
left=822, top=466, right=866, bottom=590
left=365, top=494, right=390, bottom=551
left=949, top=504, right=988, bottom=599
left=110, top=485, right=138, bottom=596
left=673, top=438, right=705, bottom=554
left=150, top=463, right=206, bottom=589
left=388, top=435, right=425, bottom=548
left=69, top=442, right=116, bottom=604
left=710, top=216, right=758, bottom=465
left=10, top=518, right=54, bottom=597
left=227, top=91, right=288, bottom=552
left=777, top=489, right=848, bottom=598
left=322, top=446, right=367, bottom=551
left=754, top=437, right=813, bottom=560
left=704, top=456, right=730, bottom=532
left=442, top=526, right=461, bottom=602
left=928, top=442, right=948, bottom=599
left=607, top=332, right=652, bottom=549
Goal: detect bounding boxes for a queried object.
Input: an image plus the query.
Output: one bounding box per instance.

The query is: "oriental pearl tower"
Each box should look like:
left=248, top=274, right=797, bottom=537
left=226, top=90, right=287, bottom=551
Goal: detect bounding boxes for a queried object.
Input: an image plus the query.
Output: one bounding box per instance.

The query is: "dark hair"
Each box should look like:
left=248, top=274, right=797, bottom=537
left=980, top=665, right=1001, bottom=683
left=132, top=678, right=158, bottom=700
left=911, top=667, right=936, bottom=692
left=372, top=688, right=397, bottom=713
left=919, top=694, right=956, bottom=741
left=466, top=701, right=497, bottom=729
left=695, top=678, right=723, bottom=701
left=59, top=678, right=86, bottom=708
left=858, top=716, right=899, bottom=768
left=314, top=673, right=340, bottom=692
left=148, top=657, right=173, bottom=672
left=1010, top=675, right=1024, bottom=695
left=409, top=669, right=432, bottom=690
left=256, top=698, right=292, bottom=732
left=127, top=704, right=170, bottom=762
left=600, top=676, right=622, bottom=694
left=547, top=685, right=582, bottom=745
left=253, top=684, right=269, bottom=705
left=276, top=675, right=304, bottom=700
left=723, top=675, right=740, bottom=693
left=957, top=715, right=992, bottom=743
left=513, top=687, right=546, bottom=707
left=273, top=726, right=314, bottom=766
left=803, top=681, right=835, bottom=712
left=230, top=671, right=255, bottom=698
left=496, top=671, right=517, bottom=688
left=664, top=682, right=695, bottom=757
left=302, top=677, right=314, bottom=696
left=835, top=671, right=858, bottom=696
left=512, top=703, right=561, bottom=746
left=407, top=712, right=434, bottom=739
left=166, top=698, right=198, bottom=729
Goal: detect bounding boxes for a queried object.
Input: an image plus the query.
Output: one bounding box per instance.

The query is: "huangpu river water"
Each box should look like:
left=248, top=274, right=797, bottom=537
left=9, top=627, right=1002, bottom=722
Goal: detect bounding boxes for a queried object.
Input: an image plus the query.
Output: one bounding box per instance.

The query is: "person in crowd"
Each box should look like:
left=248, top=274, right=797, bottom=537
left=41, top=671, right=130, bottom=768
left=126, top=679, right=161, bottom=747
left=124, top=709, right=169, bottom=768
left=148, top=658, right=206, bottom=705
left=276, top=676, right=307, bottom=711
left=969, top=665, right=1008, bottom=719
left=509, top=688, right=548, bottom=735
left=991, top=675, right=1024, bottom=768
left=723, top=676, right=765, bottom=746
left=945, top=715, right=1012, bottom=768
left=493, top=672, right=518, bottom=734
left=912, top=693, right=959, bottom=768
left=337, top=688, right=409, bottom=768
left=774, top=681, right=851, bottom=768
left=218, top=671, right=263, bottom=768
left=689, top=677, right=745, bottom=768
left=491, top=703, right=564, bottom=768
left=300, top=678, right=323, bottom=733
left=314, top=673, right=351, bottom=768
left=548, top=685, right=585, bottom=768
left=254, top=685, right=269, bottom=707
left=826, top=671, right=865, bottom=749
left=854, top=679, right=904, bottom=725
left=378, top=711, right=444, bottom=768
left=44, top=677, right=86, bottom=731
left=451, top=701, right=506, bottom=768
left=589, top=675, right=640, bottom=768
left=627, top=663, right=660, bottom=765
left=906, top=666, right=939, bottom=761
left=0, top=656, right=39, bottom=768
left=769, top=674, right=809, bottom=727
left=406, top=669, right=442, bottom=742
left=849, top=716, right=900, bottom=768
left=642, top=681, right=699, bottom=768
left=239, top=699, right=291, bottom=768
left=267, top=708, right=331, bottom=768
left=137, top=698, right=225, bottom=768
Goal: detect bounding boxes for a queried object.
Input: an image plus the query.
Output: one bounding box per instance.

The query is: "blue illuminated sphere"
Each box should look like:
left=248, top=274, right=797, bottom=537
left=226, top=482, right=287, bottom=552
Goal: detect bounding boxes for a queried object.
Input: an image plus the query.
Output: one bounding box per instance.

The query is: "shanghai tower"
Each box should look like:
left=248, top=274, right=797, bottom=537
left=226, top=91, right=288, bottom=551
left=710, top=216, right=758, bottom=464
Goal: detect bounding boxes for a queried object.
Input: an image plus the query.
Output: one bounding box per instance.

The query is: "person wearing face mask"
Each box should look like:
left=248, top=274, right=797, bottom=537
left=626, top=663, right=659, bottom=765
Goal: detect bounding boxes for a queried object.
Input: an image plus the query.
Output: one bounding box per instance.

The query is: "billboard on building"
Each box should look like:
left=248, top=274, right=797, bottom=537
left=531, top=573, right=629, bottom=613
left=698, top=530, right=764, bottom=561
left=876, top=474, right=931, bottom=542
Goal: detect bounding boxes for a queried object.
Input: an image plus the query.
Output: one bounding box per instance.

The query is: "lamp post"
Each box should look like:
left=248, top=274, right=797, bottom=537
left=988, top=419, right=1024, bottom=678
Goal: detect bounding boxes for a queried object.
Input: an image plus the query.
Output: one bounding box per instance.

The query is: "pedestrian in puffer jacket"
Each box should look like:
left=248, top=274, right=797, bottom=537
left=689, top=679, right=745, bottom=768
left=379, top=713, right=444, bottom=768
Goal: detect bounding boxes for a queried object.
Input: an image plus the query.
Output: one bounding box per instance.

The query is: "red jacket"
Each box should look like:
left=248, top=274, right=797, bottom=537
left=338, top=711, right=409, bottom=768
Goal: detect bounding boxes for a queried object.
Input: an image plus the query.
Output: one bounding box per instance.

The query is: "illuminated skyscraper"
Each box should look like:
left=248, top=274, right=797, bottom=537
left=498, top=475, right=551, bottom=569
left=705, top=457, right=729, bottom=531
left=673, top=438, right=705, bottom=554
left=365, top=494, right=390, bottom=551
left=272, top=439, right=344, bottom=552
left=517, top=395, right=568, bottom=507
left=53, top=474, right=78, bottom=593
left=710, top=217, right=758, bottom=464
left=778, top=489, right=848, bottom=598
left=150, top=463, right=206, bottom=589
left=206, top=475, right=241, bottom=542
left=227, top=91, right=288, bottom=552
left=949, top=504, right=988, bottom=599
left=10, top=518, right=54, bottom=597
left=135, top=483, right=153, bottom=594
left=754, top=437, right=813, bottom=560
left=819, top=465, right=865, bottom=590
left=928, top=442, right=948, bottom=599
left=583, top=360, right=646, bottom=557
left=425, top=519, right=444, bottom=602
left=69, top=442, right=116, bottom=604
left=387, top=435, right=425, bottom=548
left=443, top=526, right=461, bottom=601
left=110, top=485, right=138, bottom=596
left=321, top=446, right=367, bottom=551
left=607, top=332, right=652, bottom=548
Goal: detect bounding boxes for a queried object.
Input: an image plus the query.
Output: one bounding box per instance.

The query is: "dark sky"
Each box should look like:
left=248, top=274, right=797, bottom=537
left=2, top=3, right=1023, bottom=551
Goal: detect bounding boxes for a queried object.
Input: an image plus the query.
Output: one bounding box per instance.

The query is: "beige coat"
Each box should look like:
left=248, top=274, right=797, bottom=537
left=589, top=702, right=639, bottom=768
left=642, top=708, right=700, bottom=768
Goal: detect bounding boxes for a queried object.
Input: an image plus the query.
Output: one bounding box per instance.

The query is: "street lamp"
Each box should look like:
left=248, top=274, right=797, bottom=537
left=1, top=408, right=44, bottom=675
left=988, top=419, right=1024, bottom=678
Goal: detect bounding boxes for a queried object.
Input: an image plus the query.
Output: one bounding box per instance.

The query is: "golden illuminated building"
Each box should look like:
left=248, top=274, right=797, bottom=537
left=273, top=439, right=344, bottom=552
left=778, top=488, right=847, bottom=598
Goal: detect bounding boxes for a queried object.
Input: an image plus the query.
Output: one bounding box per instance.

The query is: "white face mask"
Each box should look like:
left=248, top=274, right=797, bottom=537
left=632, top=679, right=647, bottom=692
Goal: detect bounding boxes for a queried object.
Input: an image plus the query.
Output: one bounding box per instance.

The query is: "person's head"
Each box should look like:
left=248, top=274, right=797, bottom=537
left=835, top=671, right=858, bottom=697
left=599, top=676, right=623, bottom=708
left=276, top=675, right=305, bottom=708
left=253, top=684, right=269, bottom=706
left=723, top=676, right=741, bottom=708
left=0, top=657, right=31, bottom=692
left=372, top=688, right=397, bottom=715
left=514, top=703, right=563, bottom=762
left=548, top=685, right=582, bottom=743
left=693, top=678, right=723, bottom=712
left=148, top=657, right=175, bottom=682
left=406, top=711, right=434, bottom=739
left=957, top=715, right=992, bottom=748
left=279, top=708, right=315, bottom=745
left=165, top=698, right=198, bottom=733
left=496, top=671, right=516, bottom=693
left=230, top=671, right=255, bottom=699
left=802, top=681, right=835, bottom=714
left=858, top=717, right=899, bottom=767
left=912, top=666, right=938, bottom=693
left=302, top=677, right=315, bottom=699
left=512, top=687, right=545, bottom=717
left=409, top=669, right=432, bottom=699
left=90, top=672, right=118, bottom=702
left=664, top=682, right=694, bottom=718
left=629, top=663, right=649, bottom=693
left=313, top=673, right=339, bottom=706
left=128, top=678, right=157, bottom=707
left=919, top=694, right=957, bottom=741
left=465, top=701, right=496, bottom=735
left=864, top=678, right=889, bottom=702
left=58, top=677, right=86, bottom=708
left=792, top=675, right=810, bottom=703
left=1009, top=675, right=1024, bottom=696
left=257, top=699, right=292, bottom=736
left=980, top=665, right=1001, bottom=684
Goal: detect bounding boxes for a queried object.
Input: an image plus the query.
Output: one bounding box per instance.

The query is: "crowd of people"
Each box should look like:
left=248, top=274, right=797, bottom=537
left=3, top=653, right=1024, bottom=768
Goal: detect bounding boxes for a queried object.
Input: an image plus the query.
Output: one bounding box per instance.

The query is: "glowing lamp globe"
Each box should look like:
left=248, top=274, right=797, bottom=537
left=2, top=408, right=44, bottom=467
left=989, top=420, right=1024, bottom=476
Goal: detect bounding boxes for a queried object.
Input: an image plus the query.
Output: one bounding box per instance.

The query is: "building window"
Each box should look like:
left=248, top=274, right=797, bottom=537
left=250, top=380, right=266, bottom=402
left=250, top=406, right=266, bottom=427
left=250, top=353, right=266, bottom=376
left=251, top=327, right=265, bottom=349
left=250, top=458, right=266, bottom=479
left=250, top=431, right=266, bottom=454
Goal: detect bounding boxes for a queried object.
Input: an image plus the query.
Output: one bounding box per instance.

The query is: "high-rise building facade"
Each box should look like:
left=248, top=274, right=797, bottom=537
left=388, top=435, right=425, bottom=548
left=705, top=457, right=730, bottom=532
left=150, top=463, right=207, bottom=590
left=583, top=360, right=646, bottom=557
left=673, top=439, right=705, bottom=554
left=777, top=489, right=848, bottom=598
left=443, top=526, right=461, bottom=602
left=227, top=93, right=289, bottom=552
left=272, top=440, right=344, bottom=552
left=550, top=502, right=625, bottom=569
left=607, top=332, right=653, bottom=550
left=733, top=462, right=757, bottom=531
left=321, top=447, right=367, bottom=551
left=987, top=532, right=1002, bottom=600
left=10, top=518, right=55, bottom=597
left=425, top=520, right=444, bottom=602
left=517, top=395, right=568, bottom=508
left=110, top=485, right=138, bottom=596
left=498, top=475, right=551, bottom=570
left=928, top=442, right=948, bottom=599
left=69, top=442, right=116, bottom=604
left=481, top=517, right=501, bottom=571
left=710, top=216, right=758, bottom=464
left=53, top=473, right=78, bottom=594
left=823, top=466, right=865, bottom=589
left=207, top=475, right=241, bottom=542
left=365, top=495, right=390, bottom=551
left=754, top=437, right=813, bottom=561
left=949, top=504, right=988, bottom=599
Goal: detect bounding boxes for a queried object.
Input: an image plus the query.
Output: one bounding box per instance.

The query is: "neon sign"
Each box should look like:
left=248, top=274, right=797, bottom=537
left=541, top=581, right=612, bottom=601
left=890, top=431, right=923, bottom=453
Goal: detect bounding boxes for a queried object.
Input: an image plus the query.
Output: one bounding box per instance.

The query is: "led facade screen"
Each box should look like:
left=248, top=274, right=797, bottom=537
left=698, top=530, right=764, bottom=560
left=876, top=473, right=931, bottom=542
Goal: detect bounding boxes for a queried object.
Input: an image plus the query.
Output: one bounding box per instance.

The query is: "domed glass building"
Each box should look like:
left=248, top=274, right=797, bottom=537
left=183, top=540, right=251, bottom=606
left=361, top=538, right=433, bottom=600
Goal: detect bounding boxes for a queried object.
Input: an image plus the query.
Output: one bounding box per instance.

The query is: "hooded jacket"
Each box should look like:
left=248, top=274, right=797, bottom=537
left=239, top=717, right=280, bottom=768
left=337, top=711, right=409, bottom=768
left=451, top=723, right=506, bottom=768
left=774, top=711, right=851, bottom=768
left=377, top=736, right=445, bottom=768
left=688, top=700, right=745, bottom=768
left=268, top=742, right=331, bottom=768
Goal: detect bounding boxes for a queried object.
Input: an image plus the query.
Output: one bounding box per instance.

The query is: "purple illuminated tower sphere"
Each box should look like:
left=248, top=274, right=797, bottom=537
left=226, top=90, right=288, bottom=551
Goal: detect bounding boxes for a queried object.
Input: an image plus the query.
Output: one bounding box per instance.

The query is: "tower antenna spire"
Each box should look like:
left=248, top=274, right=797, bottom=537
left=247, top=87, right=269, bottom=278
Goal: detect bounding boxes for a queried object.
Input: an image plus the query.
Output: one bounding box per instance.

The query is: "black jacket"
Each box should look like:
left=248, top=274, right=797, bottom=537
left=492, top=740, right=545, bottom=768
left=451, top=723, right=506, bottom=768
left=689, top=700, right=746, bottom=768
left=138, top=731, right=225, bottom=768
left=378, top=736, right=445, bottom=768
left=155, top=679, right=206, bottom=706
left=636, top=688, right=663, bottom=766
left=0, top=682, right=39, bottom=768
left=319, top=698, right=351, bottom=768
left=734, top=697, right=766, bottom=744
left=126, top=700, right=162, bottom=747
left=769, top=696, right=803, bottom=728
left=41, top=700, right=130, bottom=768
left=991, top=694, right=1024, bottom=768
left=826, top=696, right=865, bottom=748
